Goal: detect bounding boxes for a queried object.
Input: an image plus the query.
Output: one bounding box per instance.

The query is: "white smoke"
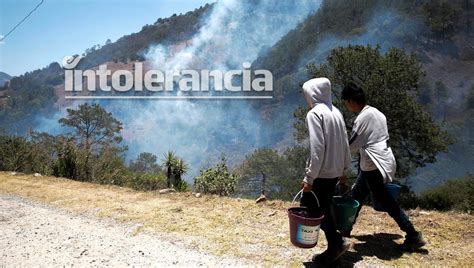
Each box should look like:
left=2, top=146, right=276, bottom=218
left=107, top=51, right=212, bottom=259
left=37, top=0, right=322, bottom=181
left=147, top=0, right=321, bottom=71
left=124, top=0, right=321, bottom=179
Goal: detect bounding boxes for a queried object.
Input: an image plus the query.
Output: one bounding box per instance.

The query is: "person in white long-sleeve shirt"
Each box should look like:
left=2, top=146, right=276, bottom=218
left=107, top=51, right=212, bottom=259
left=341, top=82, right=426, bottom=251
left=300, top=77, right=351, bottom=264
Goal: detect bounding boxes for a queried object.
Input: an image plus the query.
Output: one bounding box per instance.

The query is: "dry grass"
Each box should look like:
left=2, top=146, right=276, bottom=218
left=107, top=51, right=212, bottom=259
left=1, top=172, right=473, bottom=266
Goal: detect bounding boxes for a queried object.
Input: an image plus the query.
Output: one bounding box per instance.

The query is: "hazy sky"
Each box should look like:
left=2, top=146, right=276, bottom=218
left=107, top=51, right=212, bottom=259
left=0, top=0, right=212, bottom=76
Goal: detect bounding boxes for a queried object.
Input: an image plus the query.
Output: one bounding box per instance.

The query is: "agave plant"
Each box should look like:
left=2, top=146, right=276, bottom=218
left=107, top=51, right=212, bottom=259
left=173, top=158, right=189, bottom=188
left=162, top=151, right=176, bottom=188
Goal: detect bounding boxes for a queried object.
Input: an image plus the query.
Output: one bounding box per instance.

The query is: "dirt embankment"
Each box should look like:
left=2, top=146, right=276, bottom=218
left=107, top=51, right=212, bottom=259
left=1, top=172, right=473, bottom=266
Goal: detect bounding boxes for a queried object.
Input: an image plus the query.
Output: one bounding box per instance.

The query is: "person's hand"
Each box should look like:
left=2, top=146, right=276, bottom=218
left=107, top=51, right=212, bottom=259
left=339, top=175, right=348, bottom=185
left=301, top=181, right=312, bottom=192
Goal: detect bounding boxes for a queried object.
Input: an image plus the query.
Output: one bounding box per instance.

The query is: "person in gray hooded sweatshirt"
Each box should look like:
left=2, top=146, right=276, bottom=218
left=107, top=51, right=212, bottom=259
left=300, top=77, right=351, bottom=264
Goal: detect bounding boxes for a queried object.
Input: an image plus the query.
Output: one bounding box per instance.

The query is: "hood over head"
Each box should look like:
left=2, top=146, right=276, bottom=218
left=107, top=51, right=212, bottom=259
left=302, top=77, right=332, bottom=108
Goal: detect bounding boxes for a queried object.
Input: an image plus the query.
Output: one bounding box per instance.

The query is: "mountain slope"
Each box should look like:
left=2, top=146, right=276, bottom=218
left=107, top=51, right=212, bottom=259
left=0, top=4, right=213, bottom=132
left=1, top=0, right=473, bottom=193
left=252, top=0, right=474, bottom=192
left=255, top=0, right=473, bottom=78
left=0, top=72, right=11, bottom=87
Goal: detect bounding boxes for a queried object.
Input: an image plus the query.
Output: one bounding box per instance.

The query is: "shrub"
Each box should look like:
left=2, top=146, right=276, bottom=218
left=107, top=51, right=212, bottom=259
left=418, top=175, right=473, bottom=213
left=53, top=138, right=79, bottom=179
left=28, top=132, right=59, bottom=176
left=93, top=152, right=128, bottom=186
left=0, top=135, right=31, bottom=172
left=174, top=180, right=189, bottom=192
left=194, top=158, right=237, bottom=196
left=127, top=173, right=167, bottom=191
left=398, top=184, right=420, bottom=210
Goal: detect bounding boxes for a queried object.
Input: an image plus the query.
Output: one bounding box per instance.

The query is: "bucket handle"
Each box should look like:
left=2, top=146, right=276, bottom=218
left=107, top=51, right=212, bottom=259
left=291, top=189, right=320, bottom=208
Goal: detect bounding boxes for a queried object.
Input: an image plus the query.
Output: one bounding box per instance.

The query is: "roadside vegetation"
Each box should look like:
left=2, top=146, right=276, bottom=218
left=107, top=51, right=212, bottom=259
left=1, top=0, right=472, bottom=213
left=418, top=175, right=473, bottom=213
left=1, top=45, right=471, bottom=214
left=0, top=103, right=190, bottom=192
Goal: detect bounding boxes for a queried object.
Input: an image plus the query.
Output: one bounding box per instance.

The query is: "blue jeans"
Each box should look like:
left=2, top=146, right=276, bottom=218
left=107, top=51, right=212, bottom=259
left=300, top=178, right=343, bottom=250
left=351, top=169, right=417, bottom=236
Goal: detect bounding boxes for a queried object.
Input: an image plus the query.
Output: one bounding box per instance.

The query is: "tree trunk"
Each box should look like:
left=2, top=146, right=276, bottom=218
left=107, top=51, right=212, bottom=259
left=167, top=166, right=171, bottom=188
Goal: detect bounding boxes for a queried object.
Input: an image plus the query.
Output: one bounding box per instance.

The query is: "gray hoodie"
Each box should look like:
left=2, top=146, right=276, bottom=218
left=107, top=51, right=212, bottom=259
left=302, top=78, right=351, bottom=184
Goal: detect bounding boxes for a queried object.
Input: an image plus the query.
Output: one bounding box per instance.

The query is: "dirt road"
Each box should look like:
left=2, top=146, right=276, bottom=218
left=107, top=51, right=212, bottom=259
left=0, top=194, right=248, bottom=266
left=2, top=173, right=474, bottom=266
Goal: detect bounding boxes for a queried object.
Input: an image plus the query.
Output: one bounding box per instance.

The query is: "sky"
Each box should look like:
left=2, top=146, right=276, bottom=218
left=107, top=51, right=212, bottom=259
left=0, top=0, right=212, bottom=77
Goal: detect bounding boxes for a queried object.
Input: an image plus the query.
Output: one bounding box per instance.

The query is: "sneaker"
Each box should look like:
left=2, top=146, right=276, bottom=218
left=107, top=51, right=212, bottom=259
left=328, top=238, right=350, bottom=262
left=403, top=232, right=426, bottom=251
left=312, top=238, right=350, bottom=264
left=312, top=249, right=331, bottom=263
left=341, top=230, right=351, bottom=238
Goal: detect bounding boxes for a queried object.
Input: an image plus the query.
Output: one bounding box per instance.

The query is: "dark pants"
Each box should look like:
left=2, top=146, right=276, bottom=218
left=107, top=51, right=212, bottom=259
left=351, top=169, right=417, bottom=236
left=300, top=178, right=343, bottom=250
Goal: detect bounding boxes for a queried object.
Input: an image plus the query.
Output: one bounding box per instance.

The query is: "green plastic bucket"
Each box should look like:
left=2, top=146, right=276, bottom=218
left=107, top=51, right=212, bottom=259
left=331, top=196, right=360, bottom=232
left=372, top=183, right=401, bottom=212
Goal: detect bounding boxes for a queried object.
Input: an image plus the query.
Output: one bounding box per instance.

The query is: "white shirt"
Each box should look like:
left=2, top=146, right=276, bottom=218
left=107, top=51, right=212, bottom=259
left=349, top=105, right=396, bottom=182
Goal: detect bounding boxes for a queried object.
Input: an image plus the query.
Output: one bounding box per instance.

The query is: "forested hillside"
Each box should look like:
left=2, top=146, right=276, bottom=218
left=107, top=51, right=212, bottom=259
left=0, top=4, right=213, bottom=133
left=249, top=0, right=474, bottom=193
left=1, top=0, right=473, bottom=194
